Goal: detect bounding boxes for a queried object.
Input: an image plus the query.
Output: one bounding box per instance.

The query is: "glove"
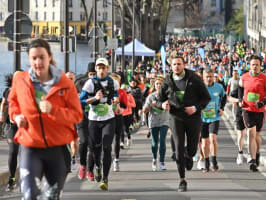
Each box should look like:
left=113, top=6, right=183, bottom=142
left=255, top=101, right=264, bottom=108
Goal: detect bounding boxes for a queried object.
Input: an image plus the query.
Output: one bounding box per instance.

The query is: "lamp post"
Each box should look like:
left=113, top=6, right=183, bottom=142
left=111, top=0, right=115, bottom=72
left=93, top=0, right=99, bottom=62
left=132, top=0, right=135, bottom=72
left=121, top=0, right=125, bottom=73
left=64, top=0, right=69, bottom=72
left=13, top=0, right=22, bottom=72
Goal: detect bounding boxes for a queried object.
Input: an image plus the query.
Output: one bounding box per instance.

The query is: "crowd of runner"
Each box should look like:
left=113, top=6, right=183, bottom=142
left=1, top=35, right=266, bottom=198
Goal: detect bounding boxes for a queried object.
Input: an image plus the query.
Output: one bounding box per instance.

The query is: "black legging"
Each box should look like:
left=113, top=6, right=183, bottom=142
left=133, top=102, right=142, bottom=122
left=123, top=114, right=133, bottom=142
left=76, top=112, right=95, bottom=171
left=4, top=123, right=19, bottom=179
left=169, top=114, right=202, bottom=179
left=20, top=145, right=68, bottom=199
left=89, top=118, right=115, bottom=179
left=114, top=115, right=124, bottom=159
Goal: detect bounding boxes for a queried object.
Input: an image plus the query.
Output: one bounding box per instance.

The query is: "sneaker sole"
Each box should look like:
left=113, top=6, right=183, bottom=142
left=99, top=183, right=108, bottom=191
left=250, top=164, right=258, bottom=172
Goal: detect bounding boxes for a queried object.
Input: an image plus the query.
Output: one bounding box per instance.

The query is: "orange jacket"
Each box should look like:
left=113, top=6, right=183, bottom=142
left=8, top=71, right=83, bottom=148
left=122, top=93, right=136, bottom=116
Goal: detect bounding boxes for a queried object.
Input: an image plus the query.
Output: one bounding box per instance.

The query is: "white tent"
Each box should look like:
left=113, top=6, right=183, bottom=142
left=115, top=39, right=155, bottom=57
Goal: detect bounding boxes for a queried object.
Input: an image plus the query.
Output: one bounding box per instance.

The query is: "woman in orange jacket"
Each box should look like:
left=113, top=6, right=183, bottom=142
left=8, top=39, right=83, bottom=199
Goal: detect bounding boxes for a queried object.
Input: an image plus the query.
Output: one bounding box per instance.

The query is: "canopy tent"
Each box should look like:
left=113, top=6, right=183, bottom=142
left=115, top=39, right=155, bottom=57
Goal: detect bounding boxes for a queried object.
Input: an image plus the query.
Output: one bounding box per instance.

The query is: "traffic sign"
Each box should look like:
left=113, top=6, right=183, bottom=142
left=4, top=13, right=32, bottom=41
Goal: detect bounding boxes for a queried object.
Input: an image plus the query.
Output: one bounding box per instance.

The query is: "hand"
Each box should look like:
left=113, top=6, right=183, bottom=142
left=184, top=106, right=196, bottom=115
left=219, top=109, right=224, bottom=116
left=162, top=100, right=170, bottom=110
left=95, top=90, right=103, bottom=100
left=115, top=103, right=123, bottom=115
left=15, top=114, right=28, bottom=128
left=40, top=96, right=52, bottom=114
left=255, top=101, right=264, bottom=109
left=151, top=100, right=157, bottom=107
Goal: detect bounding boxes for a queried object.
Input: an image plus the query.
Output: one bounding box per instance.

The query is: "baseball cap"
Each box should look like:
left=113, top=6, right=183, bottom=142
left=96, top=57, right=109, bottom=66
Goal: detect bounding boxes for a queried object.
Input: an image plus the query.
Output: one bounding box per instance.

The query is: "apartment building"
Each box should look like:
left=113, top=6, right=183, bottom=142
left=0, top=0, right=112, bottom=37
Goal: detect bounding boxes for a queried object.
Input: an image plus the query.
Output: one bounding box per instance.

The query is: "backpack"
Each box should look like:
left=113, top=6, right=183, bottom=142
left=0, top=88, right=10, bottom=123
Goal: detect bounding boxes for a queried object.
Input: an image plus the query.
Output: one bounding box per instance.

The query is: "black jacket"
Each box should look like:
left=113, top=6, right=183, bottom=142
left=158, top=69, right=211, bottom=118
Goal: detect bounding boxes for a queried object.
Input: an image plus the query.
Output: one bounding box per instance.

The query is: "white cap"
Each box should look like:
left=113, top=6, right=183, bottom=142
left=96, top=57, right=109, bottom=66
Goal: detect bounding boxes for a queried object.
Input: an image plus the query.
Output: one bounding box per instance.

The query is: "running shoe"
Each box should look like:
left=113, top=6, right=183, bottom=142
left=152, top=159, right=157, bottom=171
left=159, top=162, right=166, bottom=170
left=197, top=160, right=205, bottom=170
left=120, top=142, right=124, bottom=149
left=95, top=166, right=102, bottom=182
left=178, top=180, right=187, bottom=192
left=212, top=164, right=219, bottom=172
left=236, top=153, right=244, bottom=165
left=249, top=159, right=258, bottom=172
left=171, top=152, right=176, bottom=161
left=78, top=165, right=86, bottom=180
left=87, top=171, right=95, bottom=181
left=6, top=177, right=16, bottom=192
left=99, top=178, right=108, bottom=191
left=126, top=138, right=132, bottom=147
left=71, top=157, right=77, bottom=171
left=113, top=160, right=120, bottom=172
left=246, top=154, right=252, bottom=164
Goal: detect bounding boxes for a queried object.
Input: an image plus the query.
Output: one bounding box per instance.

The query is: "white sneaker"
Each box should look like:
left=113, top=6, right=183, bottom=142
left=246, top=154, right=252, bottom=164
left=126, top=138, right=132, bottom=147
left=159, top=162, right=166, bottom=170
left=236, top=153, right=244, bottom=165
left=113, top=159, right=120, bottom=172
left=152, top=159, right=157, bottom=171
left=197, top=160, right=205, bottom=170
left=120, top=142, right=124, bottom=149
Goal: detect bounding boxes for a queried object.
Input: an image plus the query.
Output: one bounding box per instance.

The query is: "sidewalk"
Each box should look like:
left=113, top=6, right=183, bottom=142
left=223, top=103, right=266, bottom=167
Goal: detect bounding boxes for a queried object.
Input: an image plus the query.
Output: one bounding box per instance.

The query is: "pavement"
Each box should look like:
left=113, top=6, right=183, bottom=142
left=1, top=105, right=266, bottom=199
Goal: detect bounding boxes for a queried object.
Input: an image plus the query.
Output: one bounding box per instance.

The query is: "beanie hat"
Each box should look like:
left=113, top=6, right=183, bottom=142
left=88, top=62, right=96, bottom=73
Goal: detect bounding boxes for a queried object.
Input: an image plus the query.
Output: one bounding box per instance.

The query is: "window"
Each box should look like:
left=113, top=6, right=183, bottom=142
left=53, top=0, right=55, bottom=7
left=44, top=12, right=47, bottom=20
left=69, top=0, right=73, bottom=7
left=35, top=0, right=38, bottom=8
left=103, top=12, right=108, bottom=21
left=44, top=0, right=47, bottom=7
left=69, top=12, right=73, bottom=21
left=211, top=0, right=216, bottom=7
left=103, top=0, right=108, bottom=8
left=52, top=12, right=55, bottom=20
left=35, top=12, right=38, bottom=20
left=0, top=12, right=2, bottom=21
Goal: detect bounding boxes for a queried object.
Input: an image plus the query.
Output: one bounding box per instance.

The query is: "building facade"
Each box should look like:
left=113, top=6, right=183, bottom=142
left=0, top=0, right=112, bottom=38
left=245, top=0, right=266, bottom=53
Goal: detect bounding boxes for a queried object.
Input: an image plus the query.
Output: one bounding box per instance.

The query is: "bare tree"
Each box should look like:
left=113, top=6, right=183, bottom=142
left=80, top=0, right=94, bottom=40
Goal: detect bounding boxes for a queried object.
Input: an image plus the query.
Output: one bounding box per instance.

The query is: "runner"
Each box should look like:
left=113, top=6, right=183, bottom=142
left=201, top=69, right=226, bottom=172
left=158, top=56, right=210, bottom=192
left=8, top=38, right=83, bottom=199
left=238, top=55, right=266, bottom=172
left=143, top=77, right=169, bottom=171
left=81, top=57, right=120, bottom=190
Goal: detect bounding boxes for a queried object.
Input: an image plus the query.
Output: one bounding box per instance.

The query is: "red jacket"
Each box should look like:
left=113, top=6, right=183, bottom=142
left=122, top=93, right=136, bottom=116
left=8, top=71, right=83, bottom=148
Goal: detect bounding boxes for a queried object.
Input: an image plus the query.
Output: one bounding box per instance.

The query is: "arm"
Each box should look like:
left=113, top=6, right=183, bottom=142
left=195, top=78, right=211, bottom=111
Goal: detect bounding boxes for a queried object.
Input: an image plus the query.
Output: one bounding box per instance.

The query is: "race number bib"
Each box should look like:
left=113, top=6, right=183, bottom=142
left=176, top=91, right=185, bottom=102
left=93, top=104, right=109, bottom=116
left=247, top=92, right=260, bottom=102
left=202, top=102, right=216, bottom=119
left=152, top=106, right=164, bottom=114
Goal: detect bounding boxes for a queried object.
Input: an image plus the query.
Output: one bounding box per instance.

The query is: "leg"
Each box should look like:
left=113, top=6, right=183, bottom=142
left=159, top=126, right=168, bottom=163
left=150, top=127, right=160, bottom=160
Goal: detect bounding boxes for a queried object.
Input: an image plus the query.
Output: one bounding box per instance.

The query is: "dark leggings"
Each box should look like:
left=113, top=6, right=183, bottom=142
left=114, top=115, right=124, bottom=159
left=77, top=113, right=95, bottom=171
left=170, top=115, right=201, bottom=179
left=89, top=118, right=115, bottom=179
left=20, top=145, right=68, bottom=200
left=123, top=115, right=133, bottom=142
left=4, top=123, right=19, bottom=179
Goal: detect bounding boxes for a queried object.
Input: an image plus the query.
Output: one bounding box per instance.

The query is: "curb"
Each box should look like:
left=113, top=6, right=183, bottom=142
left=223, top=104, right=266, bottom=168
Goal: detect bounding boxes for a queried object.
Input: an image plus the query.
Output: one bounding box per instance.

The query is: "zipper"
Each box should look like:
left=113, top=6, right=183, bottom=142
left=22, top=76, right=49, bottom=148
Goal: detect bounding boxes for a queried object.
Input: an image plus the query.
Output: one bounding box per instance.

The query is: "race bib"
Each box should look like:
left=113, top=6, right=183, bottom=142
left=152, top=106, right=164, bottom=114
left=247, top=92, right=260, bottom=102
left=85, top=105, right=90, bottom=111
left=202, top=102, right=216, bottom=119
left=176, top=91, right=185, bottom=102
left=93, top=104, right=109, bottom=116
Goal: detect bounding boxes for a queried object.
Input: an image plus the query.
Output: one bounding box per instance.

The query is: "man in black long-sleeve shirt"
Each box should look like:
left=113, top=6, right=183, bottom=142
left=158, top=56, right=210, bottom=192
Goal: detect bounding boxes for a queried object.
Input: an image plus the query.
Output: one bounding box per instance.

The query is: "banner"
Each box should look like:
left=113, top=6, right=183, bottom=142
left=160, top=45, right=166, bottom=76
